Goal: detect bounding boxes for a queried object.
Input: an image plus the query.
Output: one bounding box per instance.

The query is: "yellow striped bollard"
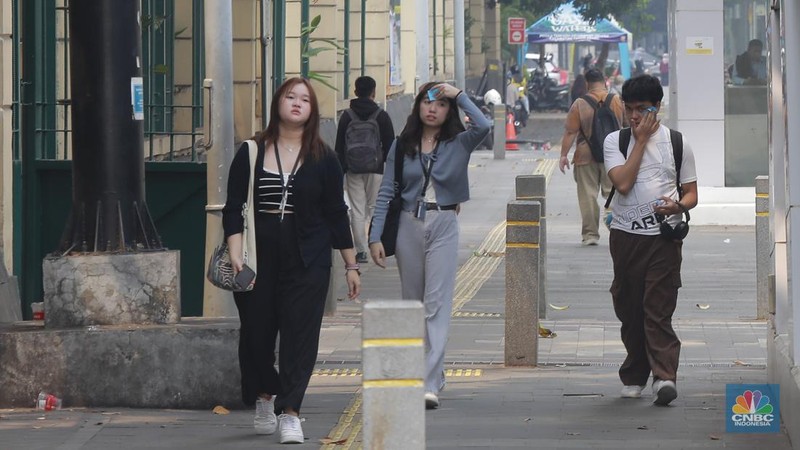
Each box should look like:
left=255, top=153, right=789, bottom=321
left=505, top=200, right=540, bottom=366
left=362, top=300, right=425, bottom=449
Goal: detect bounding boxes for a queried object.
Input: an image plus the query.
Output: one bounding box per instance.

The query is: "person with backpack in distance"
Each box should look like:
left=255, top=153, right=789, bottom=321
left=558, top=68, right=625, bottom=246
left=334, top=76, right=396, bottom=264
left=604, top=74, right=698, bottom=406
left=368, top=82, right=491, bottom=410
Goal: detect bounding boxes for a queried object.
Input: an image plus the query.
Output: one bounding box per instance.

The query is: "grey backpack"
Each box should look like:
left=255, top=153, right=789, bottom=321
left=344, top=109, right=382, bottom=173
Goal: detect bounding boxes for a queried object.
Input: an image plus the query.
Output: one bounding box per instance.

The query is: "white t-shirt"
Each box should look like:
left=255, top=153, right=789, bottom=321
left=604, top=125, right=697, bottom=236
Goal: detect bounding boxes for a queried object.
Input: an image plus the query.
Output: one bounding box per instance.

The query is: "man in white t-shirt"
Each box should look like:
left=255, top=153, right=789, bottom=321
left=604, top=75, right=698, bottom=406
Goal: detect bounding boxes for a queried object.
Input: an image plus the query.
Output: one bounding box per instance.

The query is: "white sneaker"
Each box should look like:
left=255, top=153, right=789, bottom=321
left=652, top=380, right=678, bottom=406
left=254, top=396, right=277, bottom=435
left=278, top=414, right=305, bottom=444
left=424, top=392, right=440, bottom=410
left=620, top=385, right=646, bottom=398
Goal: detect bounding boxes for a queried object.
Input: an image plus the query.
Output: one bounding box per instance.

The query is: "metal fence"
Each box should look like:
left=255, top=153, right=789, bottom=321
left=12, top=0, right=206, bottom=163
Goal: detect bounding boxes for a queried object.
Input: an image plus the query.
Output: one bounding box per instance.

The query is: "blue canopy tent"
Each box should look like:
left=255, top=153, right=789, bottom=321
left=525, top=3, right=631, bottom=79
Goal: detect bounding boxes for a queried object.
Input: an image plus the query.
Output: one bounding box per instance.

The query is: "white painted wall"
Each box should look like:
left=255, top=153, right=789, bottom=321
left=672, top=0, right=725, bottom=188
left=669, top=0, right=757, bottom=226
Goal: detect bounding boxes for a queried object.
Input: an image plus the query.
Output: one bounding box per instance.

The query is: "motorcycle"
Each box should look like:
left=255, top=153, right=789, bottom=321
left=465, top=90, right=495, bottom=150
left=511, top=95, right=529, bottom=134
left=526, top=67, right=570, bottom=112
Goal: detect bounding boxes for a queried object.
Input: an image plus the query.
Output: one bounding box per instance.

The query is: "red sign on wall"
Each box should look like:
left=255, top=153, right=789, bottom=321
left=508, top=18, right=526, bottom=45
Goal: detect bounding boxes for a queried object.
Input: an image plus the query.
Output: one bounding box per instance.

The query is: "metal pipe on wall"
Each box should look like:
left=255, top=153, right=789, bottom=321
left=202, top=0, right=236, bottom=317
left=361, top=0, right=366, bottom=76
left=344, top=0, right=350, bottom=94
left=260, top=0, right=272, bottom=129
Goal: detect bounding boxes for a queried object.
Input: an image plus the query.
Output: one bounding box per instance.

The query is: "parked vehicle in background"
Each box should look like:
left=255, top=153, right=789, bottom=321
left=524, top=53, right=569, bottom=86
left=526, top=66, right=570, bottom=112
left=464, top=89, right=498, bottom=150
left=603, top=48, right=662, bottom=82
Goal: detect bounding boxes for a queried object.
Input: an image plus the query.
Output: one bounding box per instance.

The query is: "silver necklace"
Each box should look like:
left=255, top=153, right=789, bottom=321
left=281, top=141, right=298, bottom=153
left=423, top=135, right=436, bottom=144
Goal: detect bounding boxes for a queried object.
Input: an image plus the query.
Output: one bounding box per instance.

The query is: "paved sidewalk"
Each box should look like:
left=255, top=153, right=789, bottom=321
left=0, top=148, right=791, bottom=449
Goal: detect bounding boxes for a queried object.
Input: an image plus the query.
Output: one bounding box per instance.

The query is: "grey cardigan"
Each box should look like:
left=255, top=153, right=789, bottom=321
left=368, top=92, right=492, bottom=244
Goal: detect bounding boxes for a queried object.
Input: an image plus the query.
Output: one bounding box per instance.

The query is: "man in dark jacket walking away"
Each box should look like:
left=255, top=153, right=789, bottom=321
left=334, top=76, right=395, bottom=263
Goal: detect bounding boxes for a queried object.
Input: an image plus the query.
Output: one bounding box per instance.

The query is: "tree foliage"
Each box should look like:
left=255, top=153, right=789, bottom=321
left=498, top=0, right=649, bottom=21
left=499, top=0, right=653, bottom=69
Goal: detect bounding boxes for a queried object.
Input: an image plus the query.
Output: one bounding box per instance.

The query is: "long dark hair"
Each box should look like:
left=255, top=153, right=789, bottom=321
left=570, top=74, right=587, bottom=104
left=397, top=81, right=465, bottom=157
left=253, top=77, right=326, bottom=161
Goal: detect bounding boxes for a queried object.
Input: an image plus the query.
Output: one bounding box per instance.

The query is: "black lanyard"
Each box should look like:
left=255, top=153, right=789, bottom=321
left=273, top=141, right=301, bottom=221
left=418, top=141, right=439, bottom=197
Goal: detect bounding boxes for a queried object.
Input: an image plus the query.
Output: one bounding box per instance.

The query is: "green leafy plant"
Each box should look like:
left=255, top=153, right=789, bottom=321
left=464, top=9, right=476, bottom=54
left=301, top=14, right=346, bottom=91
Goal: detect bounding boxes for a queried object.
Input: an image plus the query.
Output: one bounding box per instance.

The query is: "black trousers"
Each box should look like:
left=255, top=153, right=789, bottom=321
left=233, top=213, right=330, bottom=413
left=609, top=229, right=682, bottom=386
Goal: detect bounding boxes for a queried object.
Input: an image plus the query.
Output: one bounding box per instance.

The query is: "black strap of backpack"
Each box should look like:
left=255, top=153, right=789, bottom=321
left=579, top=93, right=615, bottom=140
left=670, top=128, right=683, bottom=198
left=603, top=127, right=683, bottom=209
left=346, top=108, right=381, bottom=122
left=578, top=94, right=598, bottom=143
left=392, top=140, right=403, bottom=198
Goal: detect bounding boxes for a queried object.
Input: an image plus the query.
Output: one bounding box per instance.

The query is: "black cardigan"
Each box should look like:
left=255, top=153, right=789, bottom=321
left=222, top=141, right=354, bottom=268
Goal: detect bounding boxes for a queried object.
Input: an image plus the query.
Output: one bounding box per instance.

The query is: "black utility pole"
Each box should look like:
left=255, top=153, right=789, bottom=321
left=59, top=0, right=162, bottom=253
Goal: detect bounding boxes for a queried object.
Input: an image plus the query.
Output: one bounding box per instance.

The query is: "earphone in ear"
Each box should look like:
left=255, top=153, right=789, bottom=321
left=659, top=202, right=690, bottom=240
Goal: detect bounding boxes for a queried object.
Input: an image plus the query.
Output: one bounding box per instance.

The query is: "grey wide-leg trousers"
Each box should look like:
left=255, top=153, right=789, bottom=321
left=395, top=209, right=459, bottom=394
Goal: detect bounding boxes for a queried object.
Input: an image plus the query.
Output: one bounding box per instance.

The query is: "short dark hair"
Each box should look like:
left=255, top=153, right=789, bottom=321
left=621, top=74, right=664, bottom=105
left=584, top=68, right=605, bottom=83
left=354, top=76, right=376, bottom=98
left=748, top=39, right=763, bottom=50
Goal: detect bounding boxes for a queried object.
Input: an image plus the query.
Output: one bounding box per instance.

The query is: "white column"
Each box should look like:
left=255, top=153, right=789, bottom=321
left=768, top=0, right=789, bottom=336
left=671, top=0, right=725, bottom=187
left=202, top=0, right=237, bottom=317
left=783, top=0, right=800, bottom=362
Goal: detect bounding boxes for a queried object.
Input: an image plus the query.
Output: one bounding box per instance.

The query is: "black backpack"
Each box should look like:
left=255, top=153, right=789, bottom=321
left=581, top=93, right=621, bottom=163
left=344, top=109, right=383, bottom=173
left=604, top=127, right=684, bottom=209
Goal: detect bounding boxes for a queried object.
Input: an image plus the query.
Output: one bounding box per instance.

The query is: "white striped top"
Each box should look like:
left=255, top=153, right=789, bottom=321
left=257, top=168, right=294, bottom=213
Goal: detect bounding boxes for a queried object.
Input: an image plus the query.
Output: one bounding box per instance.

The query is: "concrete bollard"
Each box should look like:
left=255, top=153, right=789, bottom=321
left=492, top=105, right=506, bottom=160
left=515, top=175, right=547, bottom=319
left=505, top=200, right=540, bottom=366
left=362, top=300, right=425, bottom=449
left=755, top=175, right=770, bottom=319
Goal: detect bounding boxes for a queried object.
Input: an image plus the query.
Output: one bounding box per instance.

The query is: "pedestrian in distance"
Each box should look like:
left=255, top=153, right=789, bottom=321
left=334, top=76, right=396, bottom=264
left=659, top=53, right=669, bottom=87
left=223, top=77, right=361, bottom=444
left=558, top=68, right=625, bottom=246
left=368, top=82, right=491, bottom=410
left=569, top=72, right=587, bottom=105
left=582, top=52, right=594, bottom=72
left=731, top=38, right=767, bottom=85
left=604, top=74, right=698, bottom=406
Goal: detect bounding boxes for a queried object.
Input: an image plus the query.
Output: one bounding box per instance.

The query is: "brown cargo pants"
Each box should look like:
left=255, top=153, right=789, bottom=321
left=609, top=229, right=683, bottom=386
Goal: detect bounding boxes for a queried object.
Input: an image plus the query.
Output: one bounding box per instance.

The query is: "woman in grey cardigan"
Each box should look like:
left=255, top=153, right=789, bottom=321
left=369, top=82, right=492, bottom=409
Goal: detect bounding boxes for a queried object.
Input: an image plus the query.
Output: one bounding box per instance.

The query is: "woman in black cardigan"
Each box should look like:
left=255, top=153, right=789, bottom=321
left=223, top=77, right=360, bottom=444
